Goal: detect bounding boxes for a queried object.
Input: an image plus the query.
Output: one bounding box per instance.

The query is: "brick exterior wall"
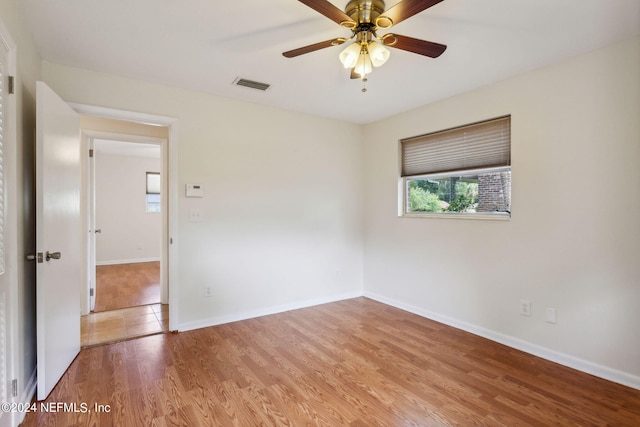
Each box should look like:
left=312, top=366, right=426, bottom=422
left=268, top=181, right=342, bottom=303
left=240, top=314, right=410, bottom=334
left=477, top=172, right=511, bottom=212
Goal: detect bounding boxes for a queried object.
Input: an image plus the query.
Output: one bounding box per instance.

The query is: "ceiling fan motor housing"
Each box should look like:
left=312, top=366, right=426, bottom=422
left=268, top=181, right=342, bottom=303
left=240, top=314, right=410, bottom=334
left=344, top=0, right=392, bottom=30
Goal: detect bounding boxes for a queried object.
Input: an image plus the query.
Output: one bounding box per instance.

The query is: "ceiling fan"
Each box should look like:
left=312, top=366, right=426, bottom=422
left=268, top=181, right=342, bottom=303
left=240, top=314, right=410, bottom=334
left=283, top=0, right=447, bottom=83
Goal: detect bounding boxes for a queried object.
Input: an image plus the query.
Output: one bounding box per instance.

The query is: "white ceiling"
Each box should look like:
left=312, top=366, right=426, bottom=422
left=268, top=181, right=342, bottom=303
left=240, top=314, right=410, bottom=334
left=19, top=0, right=640, bottom=124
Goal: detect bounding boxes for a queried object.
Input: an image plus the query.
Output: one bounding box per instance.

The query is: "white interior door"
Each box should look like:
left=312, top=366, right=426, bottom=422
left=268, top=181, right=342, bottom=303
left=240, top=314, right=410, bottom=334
left=36, top=81, right=81, bottom=401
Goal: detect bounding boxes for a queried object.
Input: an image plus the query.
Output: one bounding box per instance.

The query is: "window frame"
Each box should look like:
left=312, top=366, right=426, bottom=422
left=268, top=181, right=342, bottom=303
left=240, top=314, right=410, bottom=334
left=398, top=116, right=511, bottom=220
left=145, top=171, right=161, bottom=213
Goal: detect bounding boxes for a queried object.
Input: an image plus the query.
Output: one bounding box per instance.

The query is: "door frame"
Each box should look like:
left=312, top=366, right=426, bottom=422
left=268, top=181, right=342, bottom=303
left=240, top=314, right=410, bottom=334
left=0, top=16, right=18, bottom=427
left=71, top=103, right=179, bottom=331
left=84, top=132, right=167, bottom=313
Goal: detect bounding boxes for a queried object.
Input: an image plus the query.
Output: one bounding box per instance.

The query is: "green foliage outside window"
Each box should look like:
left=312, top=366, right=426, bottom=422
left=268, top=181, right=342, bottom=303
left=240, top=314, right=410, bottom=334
left=408, top=178, right=479, bottom=213
left=409, top=184, right=442, bottom=212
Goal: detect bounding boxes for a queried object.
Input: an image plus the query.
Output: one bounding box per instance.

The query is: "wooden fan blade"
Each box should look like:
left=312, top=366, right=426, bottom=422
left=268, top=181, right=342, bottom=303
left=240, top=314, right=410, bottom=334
left=298, top=0, right=356, bottom=27
left=283, top=38, right=347, bottom=58
left=376, top=0, right=445, bottom=28
left=350, top=68, right=359, bottom=79
left=382, top=33, right=446, bottom=58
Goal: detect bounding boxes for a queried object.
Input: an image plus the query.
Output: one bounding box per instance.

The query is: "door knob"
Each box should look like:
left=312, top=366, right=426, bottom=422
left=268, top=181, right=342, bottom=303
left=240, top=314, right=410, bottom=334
left=45, top=251, right=62, bottom=261
left=95, top=229, right=102, bottom=233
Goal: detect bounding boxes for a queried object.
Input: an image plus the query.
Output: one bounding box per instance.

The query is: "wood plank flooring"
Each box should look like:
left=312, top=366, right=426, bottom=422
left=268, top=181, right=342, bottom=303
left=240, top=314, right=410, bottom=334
left=21, top=298, right=640, bottom=426
left=95, top=262, right=160, bottom=312
left=81, top=304, right=169, bottom=347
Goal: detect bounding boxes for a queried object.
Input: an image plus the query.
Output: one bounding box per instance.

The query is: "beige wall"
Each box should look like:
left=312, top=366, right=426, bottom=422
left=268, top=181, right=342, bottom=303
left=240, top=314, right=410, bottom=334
left=363, top=37, right=640, bottom=386
left=42, top=61, right=366, bottom=330
left=95, top=152, right=162, bottom=264
left=45, top=37, right=640, bottom=387
left=80, top=115, right=167, bottom=265
left=3, top=2, right=639, bottom=417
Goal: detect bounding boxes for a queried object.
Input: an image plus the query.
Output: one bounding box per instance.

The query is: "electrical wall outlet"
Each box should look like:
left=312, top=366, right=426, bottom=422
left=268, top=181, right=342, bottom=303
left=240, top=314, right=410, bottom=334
left=204, top=287, right=213, bottom=297
left=520, top=299, right=531, bottom=316
left=546, top=307, right=557, bottom=324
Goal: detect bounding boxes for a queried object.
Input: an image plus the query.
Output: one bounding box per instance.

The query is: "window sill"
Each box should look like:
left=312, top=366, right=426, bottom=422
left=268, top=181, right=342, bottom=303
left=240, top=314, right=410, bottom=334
left=400, top=212, right=511, bottom=221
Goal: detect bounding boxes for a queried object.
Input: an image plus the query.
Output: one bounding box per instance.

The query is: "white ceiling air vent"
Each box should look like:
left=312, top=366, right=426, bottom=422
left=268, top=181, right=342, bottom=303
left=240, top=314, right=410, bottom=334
left=233, top=77, right=271, bottom=91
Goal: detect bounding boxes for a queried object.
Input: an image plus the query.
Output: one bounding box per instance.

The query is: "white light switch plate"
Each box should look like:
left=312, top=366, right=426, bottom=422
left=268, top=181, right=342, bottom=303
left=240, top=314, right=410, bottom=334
left=189, top=209, right=203, bottom=222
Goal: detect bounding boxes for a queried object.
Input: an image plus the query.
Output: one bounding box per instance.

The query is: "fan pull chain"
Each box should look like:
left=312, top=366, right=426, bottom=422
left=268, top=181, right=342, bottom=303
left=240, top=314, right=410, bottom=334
left=361, top=77, right=368, bottom=93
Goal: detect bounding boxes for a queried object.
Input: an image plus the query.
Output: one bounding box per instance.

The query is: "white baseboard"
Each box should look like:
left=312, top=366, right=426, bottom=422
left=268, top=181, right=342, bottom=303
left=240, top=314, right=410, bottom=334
left=96, top=257, right=160, bottom=266
left=178, top=291, right=363, bottom=332
left=364, top=291, right=640, bottom=391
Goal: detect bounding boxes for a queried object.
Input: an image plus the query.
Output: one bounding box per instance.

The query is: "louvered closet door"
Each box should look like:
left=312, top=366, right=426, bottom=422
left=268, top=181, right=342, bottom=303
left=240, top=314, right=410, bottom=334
left=0, top=22, right=15, bottom=427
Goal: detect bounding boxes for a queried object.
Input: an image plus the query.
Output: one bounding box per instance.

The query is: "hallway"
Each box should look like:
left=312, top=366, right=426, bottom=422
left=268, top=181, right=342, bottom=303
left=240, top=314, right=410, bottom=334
left=82, top=261, right=167, bottom=347
left=94, top=261, right=161, bottom=312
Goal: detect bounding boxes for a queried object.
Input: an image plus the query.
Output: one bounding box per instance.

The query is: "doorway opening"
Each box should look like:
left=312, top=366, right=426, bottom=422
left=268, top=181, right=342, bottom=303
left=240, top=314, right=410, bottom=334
left=79, top=116, right=172, bottom=347
left=92, top=139, right=162, bottom=311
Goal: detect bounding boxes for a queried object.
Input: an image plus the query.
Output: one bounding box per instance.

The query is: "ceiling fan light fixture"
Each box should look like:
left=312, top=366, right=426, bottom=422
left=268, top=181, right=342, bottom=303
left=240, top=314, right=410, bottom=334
left=368, top=41, right=390, bottom=67
left=283, top=0, right=449, bottom=88
left=339, top=42, right=362, bottom=69
left=353, top=48, right=372, bottom=78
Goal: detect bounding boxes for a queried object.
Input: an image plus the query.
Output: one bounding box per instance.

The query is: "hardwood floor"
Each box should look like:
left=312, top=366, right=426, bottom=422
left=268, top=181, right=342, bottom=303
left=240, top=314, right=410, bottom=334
left=81, top=304, right=169, bottom=347
left=21, top=298, right=640, bottom=426
left=95, top=262, right=160, bottom=312
left=84, top=261, right=165, bottom=347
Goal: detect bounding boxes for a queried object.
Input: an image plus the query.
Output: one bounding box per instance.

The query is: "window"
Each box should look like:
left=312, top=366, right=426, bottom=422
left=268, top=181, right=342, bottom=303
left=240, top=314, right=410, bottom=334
left=146, top=172, right=160, bottom=213
left=400, top=115, right=511, bottom=218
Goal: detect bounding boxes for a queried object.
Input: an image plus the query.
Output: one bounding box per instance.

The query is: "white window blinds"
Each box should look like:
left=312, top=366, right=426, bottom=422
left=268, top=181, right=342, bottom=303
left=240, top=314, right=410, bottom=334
left=401, top=116, right=511, bottom=177
left=146, top=172, right=160, bottom=194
